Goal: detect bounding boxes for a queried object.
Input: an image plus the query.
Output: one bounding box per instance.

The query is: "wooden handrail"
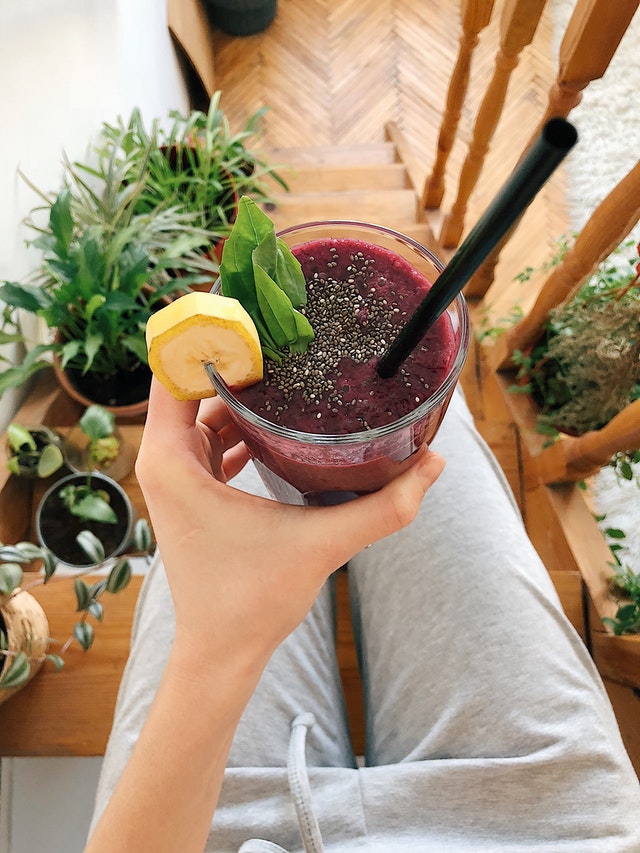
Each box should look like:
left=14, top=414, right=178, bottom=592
left=489, top=156, right=640, bottom=371
left=421, top=0, right=496, bottom=210
left=439, top=0, right=547, bottom=248
left=467, top=0, right=640, bottom=297
left=525, top=399, right=640, bottom=487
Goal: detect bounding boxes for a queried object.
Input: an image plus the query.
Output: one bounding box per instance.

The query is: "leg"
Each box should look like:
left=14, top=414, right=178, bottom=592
left=347, top=389, right=640, bottom=843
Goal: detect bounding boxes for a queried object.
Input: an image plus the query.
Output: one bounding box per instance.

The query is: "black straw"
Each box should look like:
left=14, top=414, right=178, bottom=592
left=377, top=117, right=578, bottom=378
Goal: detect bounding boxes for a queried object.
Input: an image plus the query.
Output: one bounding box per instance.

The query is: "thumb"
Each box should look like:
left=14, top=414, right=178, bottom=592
left=309, top=448, right=445, bottom=567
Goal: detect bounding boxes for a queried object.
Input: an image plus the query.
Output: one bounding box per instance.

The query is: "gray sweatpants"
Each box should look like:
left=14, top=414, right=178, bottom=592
left=90, top=390, right=640, bottom=852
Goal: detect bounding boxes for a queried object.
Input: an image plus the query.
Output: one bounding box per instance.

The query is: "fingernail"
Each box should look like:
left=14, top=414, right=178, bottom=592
left=417, top=451, right=444, bottom=486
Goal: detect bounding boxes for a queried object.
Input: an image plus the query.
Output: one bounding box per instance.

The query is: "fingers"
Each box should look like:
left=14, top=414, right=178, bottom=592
left=305, top=448, right=445, bottom=568
left=146, top=379, right=200, bottom=440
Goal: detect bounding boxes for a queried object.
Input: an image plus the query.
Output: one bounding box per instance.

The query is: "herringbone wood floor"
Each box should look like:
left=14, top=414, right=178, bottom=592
left=211, top=0, right=569, bottom=319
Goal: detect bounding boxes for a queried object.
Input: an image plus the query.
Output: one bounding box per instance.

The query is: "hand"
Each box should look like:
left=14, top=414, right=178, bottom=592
left=136, top=379, right=445, bottom=666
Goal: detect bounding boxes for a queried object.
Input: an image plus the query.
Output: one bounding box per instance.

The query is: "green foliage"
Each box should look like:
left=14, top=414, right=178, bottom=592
left=220, top=197, right=313, bottom=361
left=0, top=520, right=154, bottom=691
left=6, top=424, right=64, bottom=478
left=53, top=404, right=122, bottom=523
left=603, top=563, right=640, bottom=636
left=0, top=132, right=219, bottom=398
left=96, top=92, right=287, bottom=241
left=509, top=239, right=639, bottom=450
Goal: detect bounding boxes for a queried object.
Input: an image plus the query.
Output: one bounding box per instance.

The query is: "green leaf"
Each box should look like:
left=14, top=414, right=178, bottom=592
left=37, top=444, right=64, bottom=478
left=0, top=652, right=31, bottom=689
left=76, top=530, right=106, bottom=563
left=74, top=577, right=92, bottom=612
left=46, top=654, right=65, bottom=671
left=0, top=563, right=23, bottom=595
left=7, top=423, right=36, bottom=453
left=605, top=528, right=626, bottom=540
left=73, top=622, right=94, bottom=651
left=220, top=197, right=314, bottom=358
left=79, top=405, right=115, bottom=443
left=70, top=494, right=118, bottom=525
left=106, top=559, right=131, bottom=593
left=619, top=461, right=634, bottom=480
left=254, top=265, right=298, bottom=347
left=0, top=281, right=51, bottom=313
left=88, top=600, right=104, bottom=622
left=132, top=518, right=153, bottom=552
left=49, top=188, right=74, bottom=254
left=275, top=237, right=307, bottom=307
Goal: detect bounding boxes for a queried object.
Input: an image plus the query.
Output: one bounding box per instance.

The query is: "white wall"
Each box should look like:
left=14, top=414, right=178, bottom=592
left=0, top=1, right=189, bottom=849
left=0, top=0, right=190, bottom=431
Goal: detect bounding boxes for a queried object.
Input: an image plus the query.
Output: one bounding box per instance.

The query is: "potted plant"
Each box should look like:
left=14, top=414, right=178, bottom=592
left=94, top=92, right=288, bottom=268
left=0, top=127, right=221, bottom=416
left=0, top=519, right=153, bottom=703
left=202, top=0, right=278, bottom=37
left=491, top=237, right=640, bottom=479
left=5, top=423, right=64, bottom=478
left=63, top=403, right=134, bottom=482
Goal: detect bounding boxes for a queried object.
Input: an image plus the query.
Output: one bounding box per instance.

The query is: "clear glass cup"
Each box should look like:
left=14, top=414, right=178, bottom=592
left=207, top=221, right=470, bottom=505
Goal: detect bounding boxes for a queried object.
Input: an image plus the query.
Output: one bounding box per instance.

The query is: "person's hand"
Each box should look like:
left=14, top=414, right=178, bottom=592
left=136, top=379, right=445, bottom=667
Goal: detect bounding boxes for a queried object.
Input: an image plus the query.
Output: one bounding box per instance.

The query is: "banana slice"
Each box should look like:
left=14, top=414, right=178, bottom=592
left=146, top=291, right=263, bottom=400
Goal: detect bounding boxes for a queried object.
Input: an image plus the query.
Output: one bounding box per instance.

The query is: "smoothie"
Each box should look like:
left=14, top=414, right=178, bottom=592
left=207, top=222, right=469, bottom=505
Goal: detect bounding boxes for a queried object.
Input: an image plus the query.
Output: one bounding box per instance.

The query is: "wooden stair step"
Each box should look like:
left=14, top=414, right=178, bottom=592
left=267, top=162, right=410, bottom=194
left=266, top=143, right=398, bottom=167
left=263, top=188, right=418, bottom=231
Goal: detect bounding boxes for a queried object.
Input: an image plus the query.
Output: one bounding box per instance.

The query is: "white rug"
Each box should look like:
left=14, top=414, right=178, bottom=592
left=551, top=1, right=640, bottom=570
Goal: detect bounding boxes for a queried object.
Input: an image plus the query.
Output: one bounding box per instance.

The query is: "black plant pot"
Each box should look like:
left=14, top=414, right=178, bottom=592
left=36, top=472, right=134, bottom=568
left=204, top=0, right=277, bottom=36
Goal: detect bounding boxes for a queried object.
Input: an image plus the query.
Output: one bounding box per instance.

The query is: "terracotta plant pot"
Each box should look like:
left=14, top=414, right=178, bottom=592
left=0, top=589, right=50, bottom=705
left=52, top=353, right=151, bottom=420
left=36, top=472, right=135, bottom=569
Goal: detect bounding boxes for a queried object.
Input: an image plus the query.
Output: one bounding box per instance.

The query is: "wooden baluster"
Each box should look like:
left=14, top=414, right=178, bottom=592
left=467, top=0, right=639, bottom=297
left=490, top=157, right=640, bottom=371
left=439, top=0, right=547, bottom=248
left=525, top=399, right=640, bottom=487
left=421, top=0, right=495, bottom=210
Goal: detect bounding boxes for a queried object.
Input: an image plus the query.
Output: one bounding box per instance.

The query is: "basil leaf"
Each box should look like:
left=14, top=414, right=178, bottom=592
left=290, top=310, right=315, bottom=354
left=219, top=197, right=314, bottom=359
left=254, top=265, right=298, bottom=347
left=275, top=238, right=307, bottom=307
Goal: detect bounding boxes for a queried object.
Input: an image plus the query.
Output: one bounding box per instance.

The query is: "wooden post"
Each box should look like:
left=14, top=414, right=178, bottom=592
left=490, top=157, right=640, bottom=371
left=421, top=0, right=495, bottom=210
left=467, top=0, right=639, bottom=297
left=525, top=399, right=640, bottom=487
left=440, top=0, right=547, bottom=248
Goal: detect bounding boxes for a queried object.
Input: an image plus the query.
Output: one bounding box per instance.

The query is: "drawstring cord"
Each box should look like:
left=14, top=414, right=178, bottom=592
left=287, top=713, right=325, bottom=853
left=238, top=713, right=325, bottom=853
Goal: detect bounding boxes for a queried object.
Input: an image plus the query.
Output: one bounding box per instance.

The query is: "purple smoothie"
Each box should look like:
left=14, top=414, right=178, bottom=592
left=207, top=224, right=469, bottom=505
left=235, top=238, right=457, bottom=435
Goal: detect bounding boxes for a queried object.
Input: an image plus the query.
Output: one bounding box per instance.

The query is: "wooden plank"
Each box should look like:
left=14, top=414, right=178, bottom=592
left=592, top=633, right=640, bottom=691
left=167, top=0, right=216, bottom=104
left=549, top=570, right=586, bottom=642
left=263, top=189, right=418, bottom=231
left=266, top=144, right=398, bottom=167
left=271, top=162, right=410, bottom=194
left=0, top=575, right=143, bottom=756
left=603, top=679, right=640, bottom=778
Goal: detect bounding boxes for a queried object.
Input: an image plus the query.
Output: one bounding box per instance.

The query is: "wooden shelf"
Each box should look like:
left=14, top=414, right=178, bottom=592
left=0, top=372, right=148, bottom=756
left=0, top=574, right=144, bottom=756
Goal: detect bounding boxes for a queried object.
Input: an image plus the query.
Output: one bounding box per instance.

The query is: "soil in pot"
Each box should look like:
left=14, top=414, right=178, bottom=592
left=37, top=475, right=132, bottom=567
left=62, top=361, right=152, bottom=409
